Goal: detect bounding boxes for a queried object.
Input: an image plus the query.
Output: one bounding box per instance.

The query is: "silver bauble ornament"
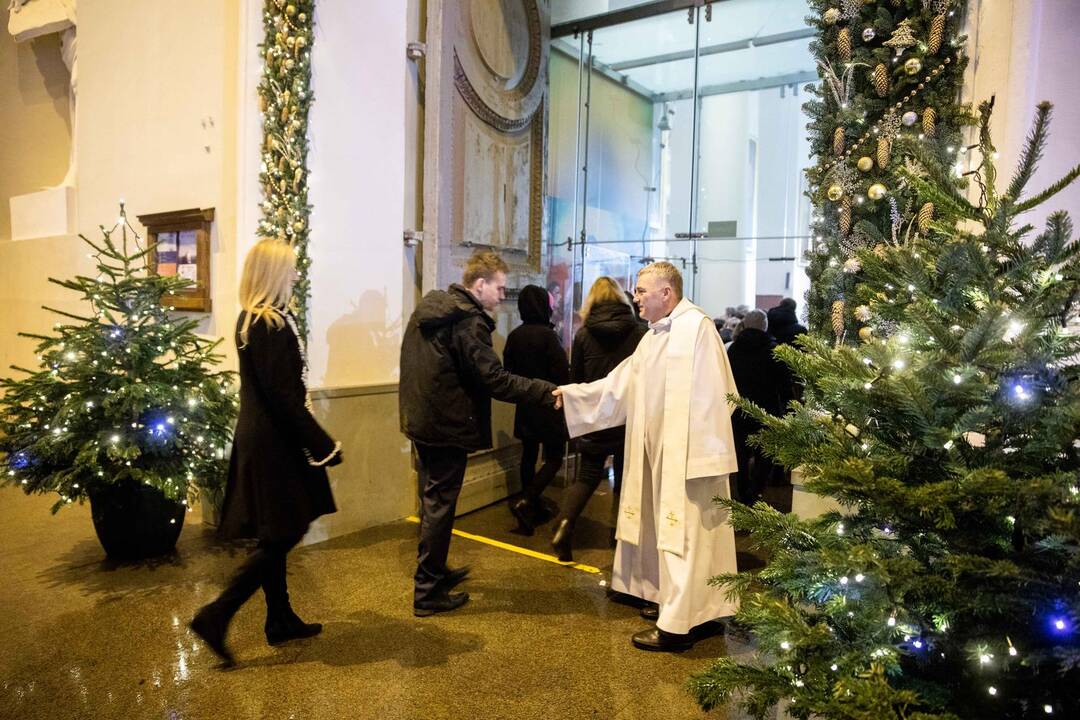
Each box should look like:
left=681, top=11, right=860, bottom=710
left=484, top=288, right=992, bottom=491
left=902, top=111, right=918, bottom=126
left=862, top=27, right=876, bottom=42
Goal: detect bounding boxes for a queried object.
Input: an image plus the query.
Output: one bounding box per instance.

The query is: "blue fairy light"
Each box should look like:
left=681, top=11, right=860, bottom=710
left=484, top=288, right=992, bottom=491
left=10, top=451, right=31, bottom=470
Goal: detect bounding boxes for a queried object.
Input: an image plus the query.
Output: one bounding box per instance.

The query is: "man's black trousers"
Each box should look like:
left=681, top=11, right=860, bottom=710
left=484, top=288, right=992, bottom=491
left=413, top=443, right=468, bottom=604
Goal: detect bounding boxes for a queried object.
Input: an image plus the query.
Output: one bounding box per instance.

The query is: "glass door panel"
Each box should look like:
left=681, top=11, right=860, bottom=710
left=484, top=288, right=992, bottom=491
left=578, top=7, right=700, bottom=320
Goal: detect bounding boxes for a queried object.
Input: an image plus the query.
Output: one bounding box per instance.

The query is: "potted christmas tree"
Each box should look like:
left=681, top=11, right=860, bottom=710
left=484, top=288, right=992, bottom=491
left=0, top=206, right=237, bottom=560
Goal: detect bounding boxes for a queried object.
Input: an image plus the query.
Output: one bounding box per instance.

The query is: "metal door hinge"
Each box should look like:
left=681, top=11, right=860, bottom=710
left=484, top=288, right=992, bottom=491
left=404, top=229, right=424, bottom=246
left=406, top=42, right=426, bottom=61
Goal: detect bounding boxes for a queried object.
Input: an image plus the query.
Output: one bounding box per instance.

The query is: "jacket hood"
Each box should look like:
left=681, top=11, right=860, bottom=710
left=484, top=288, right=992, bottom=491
left=414, top=284, right=489, bottom=330
left=517, top=284, right=553, bottom=325
left=585, top=301, right=638, bottom=341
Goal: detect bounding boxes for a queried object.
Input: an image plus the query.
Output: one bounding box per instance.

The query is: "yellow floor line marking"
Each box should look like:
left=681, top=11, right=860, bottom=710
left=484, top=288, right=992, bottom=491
left=405, top=515, right=602, bottom=575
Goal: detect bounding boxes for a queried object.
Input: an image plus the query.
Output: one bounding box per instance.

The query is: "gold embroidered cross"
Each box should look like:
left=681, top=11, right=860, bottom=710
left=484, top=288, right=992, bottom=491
left=666, top=512, right=679, bottom=527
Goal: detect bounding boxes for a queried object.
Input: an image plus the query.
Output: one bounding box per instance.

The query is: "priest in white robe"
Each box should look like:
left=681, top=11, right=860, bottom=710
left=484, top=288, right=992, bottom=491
left=552, top=261, right=740, bottom=651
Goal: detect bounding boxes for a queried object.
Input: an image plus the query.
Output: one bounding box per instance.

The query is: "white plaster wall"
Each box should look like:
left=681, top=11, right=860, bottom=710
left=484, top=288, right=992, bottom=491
left=965, top=0, right=1080, bottom=232
left=306, top=0, right=408, bottom=388
left=1, top=0, right=240, bottom=374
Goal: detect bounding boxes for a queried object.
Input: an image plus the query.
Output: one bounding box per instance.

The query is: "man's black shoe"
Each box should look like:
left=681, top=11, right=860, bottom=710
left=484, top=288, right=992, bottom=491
left=639, top=603, right=659, bottom=621
left=439, top=565, right=470, bottom=591
left=631, top=627, right=695, bottom=652
left=190, top=604, right=235, bottom=667
left=413, top=591, right=470, bottom=617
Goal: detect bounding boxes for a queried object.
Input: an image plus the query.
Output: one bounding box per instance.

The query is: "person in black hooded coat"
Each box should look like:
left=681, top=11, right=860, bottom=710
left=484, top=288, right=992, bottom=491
left=502, top=284, right=570, bottom=534
left=550, top=277, right=646, bottom=562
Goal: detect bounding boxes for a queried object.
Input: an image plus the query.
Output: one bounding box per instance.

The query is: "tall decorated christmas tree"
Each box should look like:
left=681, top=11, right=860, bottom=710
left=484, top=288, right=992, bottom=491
left=690, top=100, right=1080, bottom=717
left=803, top=0, right=969, bottom=338
left=0, top=208, right=236, bottom=557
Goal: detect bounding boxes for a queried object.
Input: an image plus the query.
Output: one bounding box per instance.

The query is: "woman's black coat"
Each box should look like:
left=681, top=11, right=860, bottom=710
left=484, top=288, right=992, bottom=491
left=570, top=300, right=646, bottom=454
left=503, top=285, right=569, bottom=442
left=218, top=313, right=338, bottom=542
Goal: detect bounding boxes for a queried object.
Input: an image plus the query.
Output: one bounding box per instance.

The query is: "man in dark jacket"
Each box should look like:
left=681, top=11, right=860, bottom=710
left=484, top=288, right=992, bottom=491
left=766, top=297, right=808, bottom=347
left=727, top=309, right=791, bottom=505
left=399, top=251, right=557, bottom=616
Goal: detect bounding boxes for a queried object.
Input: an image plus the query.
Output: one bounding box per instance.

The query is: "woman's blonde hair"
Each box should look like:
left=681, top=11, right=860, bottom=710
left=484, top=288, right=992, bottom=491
left=580, top=276, right=629, bottom=322
left=238, top=238, right=297, bottom=347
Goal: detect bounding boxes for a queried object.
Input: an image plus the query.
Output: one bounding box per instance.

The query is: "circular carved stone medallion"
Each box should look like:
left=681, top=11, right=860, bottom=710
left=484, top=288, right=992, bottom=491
left=455, top=0, right=548, bottom=132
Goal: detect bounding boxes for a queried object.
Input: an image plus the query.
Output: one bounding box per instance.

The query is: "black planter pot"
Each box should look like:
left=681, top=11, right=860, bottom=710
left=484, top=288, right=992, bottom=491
left=88, top=480, right=186, bottom=560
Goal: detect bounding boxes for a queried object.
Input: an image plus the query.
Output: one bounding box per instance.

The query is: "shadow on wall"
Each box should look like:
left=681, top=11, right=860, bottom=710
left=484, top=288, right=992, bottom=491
left=324, top=288, right=402, bottom=386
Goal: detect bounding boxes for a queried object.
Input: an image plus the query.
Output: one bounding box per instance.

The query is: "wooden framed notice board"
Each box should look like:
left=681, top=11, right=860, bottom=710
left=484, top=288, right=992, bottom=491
left=137, top=208, right=214, bottom=312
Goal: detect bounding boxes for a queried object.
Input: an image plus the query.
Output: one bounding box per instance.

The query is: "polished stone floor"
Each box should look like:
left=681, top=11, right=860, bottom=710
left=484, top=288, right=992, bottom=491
left=0, top=476, right=786, bottom=720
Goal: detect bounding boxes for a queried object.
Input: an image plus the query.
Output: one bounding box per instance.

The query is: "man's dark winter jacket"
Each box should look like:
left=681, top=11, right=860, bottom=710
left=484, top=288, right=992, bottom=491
left=570, top=300, right=646, bottom=454
left=726, top=327, right=793, bottom=435
left=399, top=284, right=556, bottom=452
left=503, top=285, right=570, bottom=443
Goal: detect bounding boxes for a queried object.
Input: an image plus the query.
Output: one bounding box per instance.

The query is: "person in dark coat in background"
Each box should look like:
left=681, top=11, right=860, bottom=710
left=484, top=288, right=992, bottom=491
left=767, top=297, right=808, bottom=347
left=727, top=309, right=791, bottom=505
left=551, top=277, right=646, bottom=562
left=399, top=251, right=557, bottom=616
left=190, top=239, right=342, bottom=667
left=503, top=285, right=570, bottom=535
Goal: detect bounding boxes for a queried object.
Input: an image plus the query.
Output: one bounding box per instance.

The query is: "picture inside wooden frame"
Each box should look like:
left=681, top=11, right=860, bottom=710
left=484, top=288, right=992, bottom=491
left=137, top=208, right=214, bottom=312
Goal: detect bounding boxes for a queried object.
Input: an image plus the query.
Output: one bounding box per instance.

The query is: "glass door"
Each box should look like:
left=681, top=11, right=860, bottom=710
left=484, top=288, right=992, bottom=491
left=547, top=0, right=817, bottom=340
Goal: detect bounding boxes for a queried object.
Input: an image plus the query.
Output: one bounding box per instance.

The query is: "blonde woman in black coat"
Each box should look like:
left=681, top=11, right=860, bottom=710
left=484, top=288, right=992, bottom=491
left=190, top=239, right=342, bottom=666
left=551, top=277, right=645, bottom=562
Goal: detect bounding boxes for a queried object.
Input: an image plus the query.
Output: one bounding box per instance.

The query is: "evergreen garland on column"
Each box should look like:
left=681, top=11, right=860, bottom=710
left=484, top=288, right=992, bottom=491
left=257, top=0, right=315, bottom=339
left=803, top=0, right=970, bottom=339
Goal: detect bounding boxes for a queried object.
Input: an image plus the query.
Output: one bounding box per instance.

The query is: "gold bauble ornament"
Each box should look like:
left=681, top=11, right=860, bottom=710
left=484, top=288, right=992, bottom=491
left=857, top=156, right=874, bottom=172
left=859, top=326, right=874, bottom=342
left=868, top=183, right=888, bottom=200
left=928, top=13, right=946, bottom=55
left=833, top=127, right=846, bottom=157
left=917, top=202, right=935, bottom=233
left=877, top=137, right=891, bottom=169
left=922, top=107, right=937, bottom=137
left=904, top=58, right=923, bottom=76
left=828, top=184, right=844, bottom=201
left=838, top=28, right=852, bottom=63
left=298, top=12, right=307, bottom=22
left=839, top=197, right=852, bottom=235
left=286, top=4, right=297, bottom=16
left=873, top=64, right=890, bottom=97
left=823, top=8, right=841, bottom=24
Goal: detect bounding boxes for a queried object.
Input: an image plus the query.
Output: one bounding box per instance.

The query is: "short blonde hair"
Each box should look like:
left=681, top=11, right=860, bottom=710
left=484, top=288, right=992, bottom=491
left=639, top=261, right=683, bottom=300
left=462, top=251, right=509, bottom=287
left=580, top=276, right=629, bottom=322
left=238, top=238, right=296, bottom=347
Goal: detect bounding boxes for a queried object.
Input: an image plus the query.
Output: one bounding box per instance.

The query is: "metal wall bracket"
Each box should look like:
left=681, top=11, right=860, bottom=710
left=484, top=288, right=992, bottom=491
left=406, top=42, right=426, bottom=61
left=403, top=229, right=424, bottom=246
